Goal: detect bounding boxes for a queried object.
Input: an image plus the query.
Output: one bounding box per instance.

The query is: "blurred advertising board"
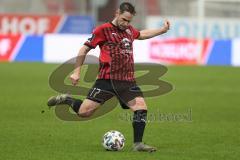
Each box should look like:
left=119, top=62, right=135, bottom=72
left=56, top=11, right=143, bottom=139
left=147, top=16, right=240, bottom=39
left=0, top=34, right=43, bottom=62
left=0, top=14, right=94, bottom=35
left=149, top=38, right=211, bottom=65
left=0, top=34, right=239, bottom=66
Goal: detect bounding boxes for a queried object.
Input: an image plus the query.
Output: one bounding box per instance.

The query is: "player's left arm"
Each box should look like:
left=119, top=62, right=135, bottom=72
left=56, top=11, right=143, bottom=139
left=138, top=20, right=170, bottom=40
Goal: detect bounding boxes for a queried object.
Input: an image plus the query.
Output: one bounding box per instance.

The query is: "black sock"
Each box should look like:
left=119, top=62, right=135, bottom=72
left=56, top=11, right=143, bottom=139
left=64, top=97, right=83, bottom=113
left=132, top=110, right=147, bottom=143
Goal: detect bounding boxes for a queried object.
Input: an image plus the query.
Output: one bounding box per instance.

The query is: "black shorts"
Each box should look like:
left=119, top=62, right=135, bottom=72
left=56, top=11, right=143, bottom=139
left=86, top=79, right=143, bottom=109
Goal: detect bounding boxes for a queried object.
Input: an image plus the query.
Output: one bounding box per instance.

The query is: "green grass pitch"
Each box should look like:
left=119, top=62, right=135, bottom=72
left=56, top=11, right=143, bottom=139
left=0, top=62, right=239, bottom=160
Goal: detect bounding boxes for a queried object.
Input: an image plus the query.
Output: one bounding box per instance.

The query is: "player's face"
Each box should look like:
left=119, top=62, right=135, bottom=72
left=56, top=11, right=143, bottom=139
left=116, top=11, right=133, bottom=30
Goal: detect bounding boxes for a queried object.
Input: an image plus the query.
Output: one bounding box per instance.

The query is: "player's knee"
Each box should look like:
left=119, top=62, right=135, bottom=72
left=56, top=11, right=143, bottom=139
left=136, top=98, right=146, bottom=106
left=127, top=97, right=148, bottom=112
left=128, top=97, right=147, bottom=110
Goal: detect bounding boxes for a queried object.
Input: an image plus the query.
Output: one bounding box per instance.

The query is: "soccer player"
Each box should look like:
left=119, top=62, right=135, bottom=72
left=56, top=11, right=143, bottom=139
left=48, top=2, right=170, bottom=152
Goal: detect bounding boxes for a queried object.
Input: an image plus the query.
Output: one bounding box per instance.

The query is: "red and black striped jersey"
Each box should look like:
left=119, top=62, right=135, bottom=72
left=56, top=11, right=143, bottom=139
left=84, top=22, right=140, bottom=82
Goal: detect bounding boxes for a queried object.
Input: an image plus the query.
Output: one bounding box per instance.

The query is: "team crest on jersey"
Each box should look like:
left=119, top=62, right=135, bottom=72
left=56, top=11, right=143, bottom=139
left=125, top=29, right=131, bottom=35
left=120, top=38, right=132, bottom=54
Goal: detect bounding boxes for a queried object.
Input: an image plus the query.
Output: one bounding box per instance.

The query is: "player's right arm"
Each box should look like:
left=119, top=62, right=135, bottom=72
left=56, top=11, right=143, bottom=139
left=70, top=25, right=105, bottom=86
left=70, top=45, right=91, bottom=86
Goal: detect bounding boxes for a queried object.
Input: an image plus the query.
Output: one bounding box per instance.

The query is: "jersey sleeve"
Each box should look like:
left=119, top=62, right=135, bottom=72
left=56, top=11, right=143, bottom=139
left=130, top=26, right=140, bottom=39
left=84, top=27, right=105, bottom=49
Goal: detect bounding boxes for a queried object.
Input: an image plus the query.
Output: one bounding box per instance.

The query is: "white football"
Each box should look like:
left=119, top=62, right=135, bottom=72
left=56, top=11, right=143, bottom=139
left=102, top=130, right=125, bottom=151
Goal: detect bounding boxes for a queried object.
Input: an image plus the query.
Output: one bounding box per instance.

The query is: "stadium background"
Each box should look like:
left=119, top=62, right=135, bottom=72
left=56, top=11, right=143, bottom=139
left=0, top=0, right=239, bottom=159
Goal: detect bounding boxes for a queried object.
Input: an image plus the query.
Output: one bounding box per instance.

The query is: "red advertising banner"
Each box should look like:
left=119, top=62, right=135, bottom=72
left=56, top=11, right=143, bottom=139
left=149, top=38, right=211, bottom=65
left=0, top=14, right=61, bottom=35
left=0, top=35, right=21, bottom=61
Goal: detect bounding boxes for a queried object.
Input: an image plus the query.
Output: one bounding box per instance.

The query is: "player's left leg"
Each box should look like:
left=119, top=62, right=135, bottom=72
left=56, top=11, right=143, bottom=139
left=127, top=97, right=157, bottom=152
left=113, top=80, right=156, bottom=152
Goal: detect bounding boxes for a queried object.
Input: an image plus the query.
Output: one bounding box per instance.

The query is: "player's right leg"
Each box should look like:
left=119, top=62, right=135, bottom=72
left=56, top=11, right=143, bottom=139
left=47, top=79, right=115, bottom=117
left=47, top=94, right=101, bottom=117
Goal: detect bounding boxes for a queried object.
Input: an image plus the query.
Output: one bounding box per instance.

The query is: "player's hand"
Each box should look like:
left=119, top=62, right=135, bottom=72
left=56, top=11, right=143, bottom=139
left=162, top=20, right=170, bottom=33
left=70, top=73, right=80, bottom=86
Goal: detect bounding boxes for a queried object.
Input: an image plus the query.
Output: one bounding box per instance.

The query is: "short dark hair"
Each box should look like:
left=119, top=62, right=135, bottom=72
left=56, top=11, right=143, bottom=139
left=119, top=2, right=136, bottom=15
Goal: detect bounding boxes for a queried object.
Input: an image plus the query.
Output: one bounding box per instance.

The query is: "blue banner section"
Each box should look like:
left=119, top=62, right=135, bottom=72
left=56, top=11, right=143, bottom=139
left=59, top=16, right=94, bottom=34
left=207, top=40, right=232, bottom=65
left=14, top=36, right=43, bottom=62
